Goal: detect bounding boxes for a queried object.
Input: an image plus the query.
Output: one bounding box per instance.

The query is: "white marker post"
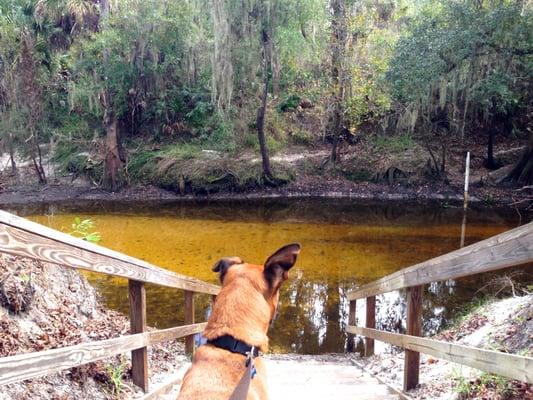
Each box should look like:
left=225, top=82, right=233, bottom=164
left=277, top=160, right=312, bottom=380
left=460, top=152, right=470, bottom=247
left=463, top=151, right=470, bottom=210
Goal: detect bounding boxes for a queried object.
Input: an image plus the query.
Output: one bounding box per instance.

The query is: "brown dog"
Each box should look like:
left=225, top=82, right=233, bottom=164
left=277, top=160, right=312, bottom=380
left=178, top=243, right=301, bottom=400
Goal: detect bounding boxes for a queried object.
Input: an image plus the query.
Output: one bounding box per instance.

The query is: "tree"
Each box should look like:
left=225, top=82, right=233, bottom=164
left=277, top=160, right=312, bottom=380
left=504, top=132, right=533, bottom=186
left=327, top=0, right=348, bottom=163
left=256, top=0, right=274, bottom=180
left=387, top=0, right=532, bottom=173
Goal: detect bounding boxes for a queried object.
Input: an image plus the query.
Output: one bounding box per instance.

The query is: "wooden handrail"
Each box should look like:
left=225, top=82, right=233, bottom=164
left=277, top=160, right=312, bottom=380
left=0, top=322, right=206, bottom=386
left=0, top=210, right=218, bottom=394
left=347, top=221, right=533, bottom=300
left=346, top=326, right=533, bottom=384
left=0, top=210, right=220, bottom=295
left=346, top=221, right=533, bottom=391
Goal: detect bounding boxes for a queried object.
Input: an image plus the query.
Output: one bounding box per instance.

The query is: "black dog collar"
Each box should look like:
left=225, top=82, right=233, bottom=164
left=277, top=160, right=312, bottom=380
left=207, top=335, right=260, bottom=358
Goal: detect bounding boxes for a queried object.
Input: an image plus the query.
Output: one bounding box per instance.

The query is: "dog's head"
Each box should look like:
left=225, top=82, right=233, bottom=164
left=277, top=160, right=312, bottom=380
left=206, top=244, right=301, bottom=349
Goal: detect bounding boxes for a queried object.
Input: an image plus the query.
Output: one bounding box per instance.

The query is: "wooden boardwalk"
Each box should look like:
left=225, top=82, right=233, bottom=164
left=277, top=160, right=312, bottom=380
left=157, top=358, right=400, bottom=400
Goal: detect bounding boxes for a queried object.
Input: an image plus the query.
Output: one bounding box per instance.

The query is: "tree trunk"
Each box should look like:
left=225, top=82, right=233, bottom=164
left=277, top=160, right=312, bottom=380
left=257, top=27, right=273, bottom=180
left=504, top=132, right=533, bottom=186
left=100, top=0, right=124, bottom=191
left=8, top=132, right=16, bottom=175
left=102, top=112, right=123, bottom=191
left=486, top=128, right=497, bottom=170
left=328, top=0, right=347, bottom=163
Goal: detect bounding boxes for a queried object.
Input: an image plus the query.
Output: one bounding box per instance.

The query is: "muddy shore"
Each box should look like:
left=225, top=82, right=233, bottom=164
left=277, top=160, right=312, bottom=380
left=0, top=178, right=530, bottom=210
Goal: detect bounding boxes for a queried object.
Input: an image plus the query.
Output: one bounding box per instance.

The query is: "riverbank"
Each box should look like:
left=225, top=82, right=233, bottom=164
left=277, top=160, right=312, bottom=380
left=1, top=137, right=531, bottom=210
left=0, top=175, right=531, bottom=210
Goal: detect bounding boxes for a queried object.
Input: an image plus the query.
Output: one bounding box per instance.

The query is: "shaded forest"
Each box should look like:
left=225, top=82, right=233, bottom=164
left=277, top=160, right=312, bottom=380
left=0, top=0, right=532, bottom=193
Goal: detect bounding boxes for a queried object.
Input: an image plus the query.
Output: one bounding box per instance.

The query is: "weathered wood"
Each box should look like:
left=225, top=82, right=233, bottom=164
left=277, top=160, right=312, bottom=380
left=404, top=286, right=422, bottom=391
left=0, top=213, right=220, bottom=295
left=365, top=296, right=376, bottom=357
left=346, top=326, right=533, bottom=384
left=347, top=221, right=533, bottom=300
left=149, top=323, right=207, bottom=345
left=346, top=300, right=356, bottom=352
left=184, top=290, right=195, bottom=356
left=129, top=280, right=148, bottom=392
left=0, top=323, right=206, bottom=386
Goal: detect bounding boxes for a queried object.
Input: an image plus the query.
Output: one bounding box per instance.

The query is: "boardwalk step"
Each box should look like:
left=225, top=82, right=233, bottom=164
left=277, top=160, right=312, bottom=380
left=147, top=358, right=400, bottom=400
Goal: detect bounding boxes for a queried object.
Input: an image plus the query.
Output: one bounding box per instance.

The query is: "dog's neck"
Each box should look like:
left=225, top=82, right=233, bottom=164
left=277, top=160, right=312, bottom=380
left=202, top=278, right=272, bottom=352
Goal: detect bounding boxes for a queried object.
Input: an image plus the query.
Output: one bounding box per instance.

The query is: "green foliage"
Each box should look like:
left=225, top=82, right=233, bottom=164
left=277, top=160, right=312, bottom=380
left=70, top=217, right=101, bottom=243
left=387, top=0, right=533, bottom=135
left=105, top=361, right=127, bottom=396
left=370, top=133, right=414, bottom=153
left=452, top=368, right=474, bottom=397
left=277, top=95, right=301, bottom=113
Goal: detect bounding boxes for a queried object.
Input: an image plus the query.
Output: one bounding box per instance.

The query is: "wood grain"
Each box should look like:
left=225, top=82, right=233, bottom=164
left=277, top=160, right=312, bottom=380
left=0, top=323, right=206, bottom=386
left=365, top=296, right=376, bottom=357
left=404, top=286, right=422, bottom=391
left=0, top=212, right=220, bottom=295
left=129, top=280, right=148, bottom=392
left=348, top=221, right=533, bottom=300
left=184, top=290, right=195, bottom=356
left=346, top=326, right=533, bottom=384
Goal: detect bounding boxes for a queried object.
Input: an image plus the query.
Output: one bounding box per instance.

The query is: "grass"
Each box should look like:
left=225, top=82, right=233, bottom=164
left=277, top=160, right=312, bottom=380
left=106, top=361, right=127, bottom=396
left=128, top=142, right=294, bottom=194
left=370, top=133, right=415, bottom=153
left=445, top=296, right=491, bottom=329
left=452, top=369, right=517, bottom=399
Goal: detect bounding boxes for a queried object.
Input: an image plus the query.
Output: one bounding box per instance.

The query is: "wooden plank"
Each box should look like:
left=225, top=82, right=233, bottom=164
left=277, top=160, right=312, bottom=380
left=0, top=323, right=206, bottom=386
left=184, top=291, right=195, bottom=356
left=404, top=286, right=422, bottom=391
left=129, top=280, right=148, bottom=392
left=346, top=326, right=533, bottom=384
left=347, top=222, right=533, bottom=300
left=346, top=300, right=356, bottom=352
left=149, top=323, right=207, bottom=345
left=0, top=333, right=148, bottom=386
left=365, top=296, right=376, bottom=357
left=0, top=214, right=220, bottom=295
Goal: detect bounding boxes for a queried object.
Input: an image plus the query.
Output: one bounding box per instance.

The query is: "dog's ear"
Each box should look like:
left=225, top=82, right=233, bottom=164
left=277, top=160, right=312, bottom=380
left=212, top=256, right=242, bottom=283
left=264, top=243, right=301, bottom=288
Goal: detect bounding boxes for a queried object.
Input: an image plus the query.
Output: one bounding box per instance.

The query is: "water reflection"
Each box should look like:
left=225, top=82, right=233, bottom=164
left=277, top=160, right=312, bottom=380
left=7, top=199, right=531, bottom=354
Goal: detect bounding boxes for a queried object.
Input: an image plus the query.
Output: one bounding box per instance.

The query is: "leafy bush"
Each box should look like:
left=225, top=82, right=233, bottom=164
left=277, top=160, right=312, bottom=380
left=277, top=95, right=301, bottom=113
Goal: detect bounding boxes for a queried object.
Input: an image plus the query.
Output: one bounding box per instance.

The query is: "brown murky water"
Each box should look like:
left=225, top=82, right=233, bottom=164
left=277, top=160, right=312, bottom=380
left=10, top=199, right=531, bottom=354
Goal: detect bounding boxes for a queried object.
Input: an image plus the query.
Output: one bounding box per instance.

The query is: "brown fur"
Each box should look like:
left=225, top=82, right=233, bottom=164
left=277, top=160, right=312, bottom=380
left=178, top=244, right=301, bottom=400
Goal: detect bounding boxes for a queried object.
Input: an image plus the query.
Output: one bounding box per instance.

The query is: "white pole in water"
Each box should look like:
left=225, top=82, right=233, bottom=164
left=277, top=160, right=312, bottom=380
left=461, top=151, right=470, bottom=248
left=463, top=151, right=470, bottom=210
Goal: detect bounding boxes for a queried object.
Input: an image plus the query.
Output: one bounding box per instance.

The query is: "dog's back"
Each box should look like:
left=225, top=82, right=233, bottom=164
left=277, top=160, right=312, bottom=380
left=177, top=244, right=301, bottom=400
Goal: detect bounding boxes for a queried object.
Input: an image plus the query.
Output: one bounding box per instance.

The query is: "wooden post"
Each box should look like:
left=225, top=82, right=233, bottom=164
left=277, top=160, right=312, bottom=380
left=184, top=290, right=195, bottom=356
left=404, top=285, right=423, bottom=391
left=346, top=300, right=356, bottom=352
left=365, top=296, right=376, bottom=357
left=129, top=280, right=148, bottom=392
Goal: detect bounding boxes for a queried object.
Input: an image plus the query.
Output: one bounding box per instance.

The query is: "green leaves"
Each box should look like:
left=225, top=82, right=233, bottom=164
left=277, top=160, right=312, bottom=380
left=70, top=217, right=101, bottom=243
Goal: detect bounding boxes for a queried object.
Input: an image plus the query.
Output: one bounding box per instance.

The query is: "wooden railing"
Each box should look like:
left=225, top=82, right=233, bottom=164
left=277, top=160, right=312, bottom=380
left=0, top=210, right=220, bottom=396
left=345, top=221, right=533, bottom=391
